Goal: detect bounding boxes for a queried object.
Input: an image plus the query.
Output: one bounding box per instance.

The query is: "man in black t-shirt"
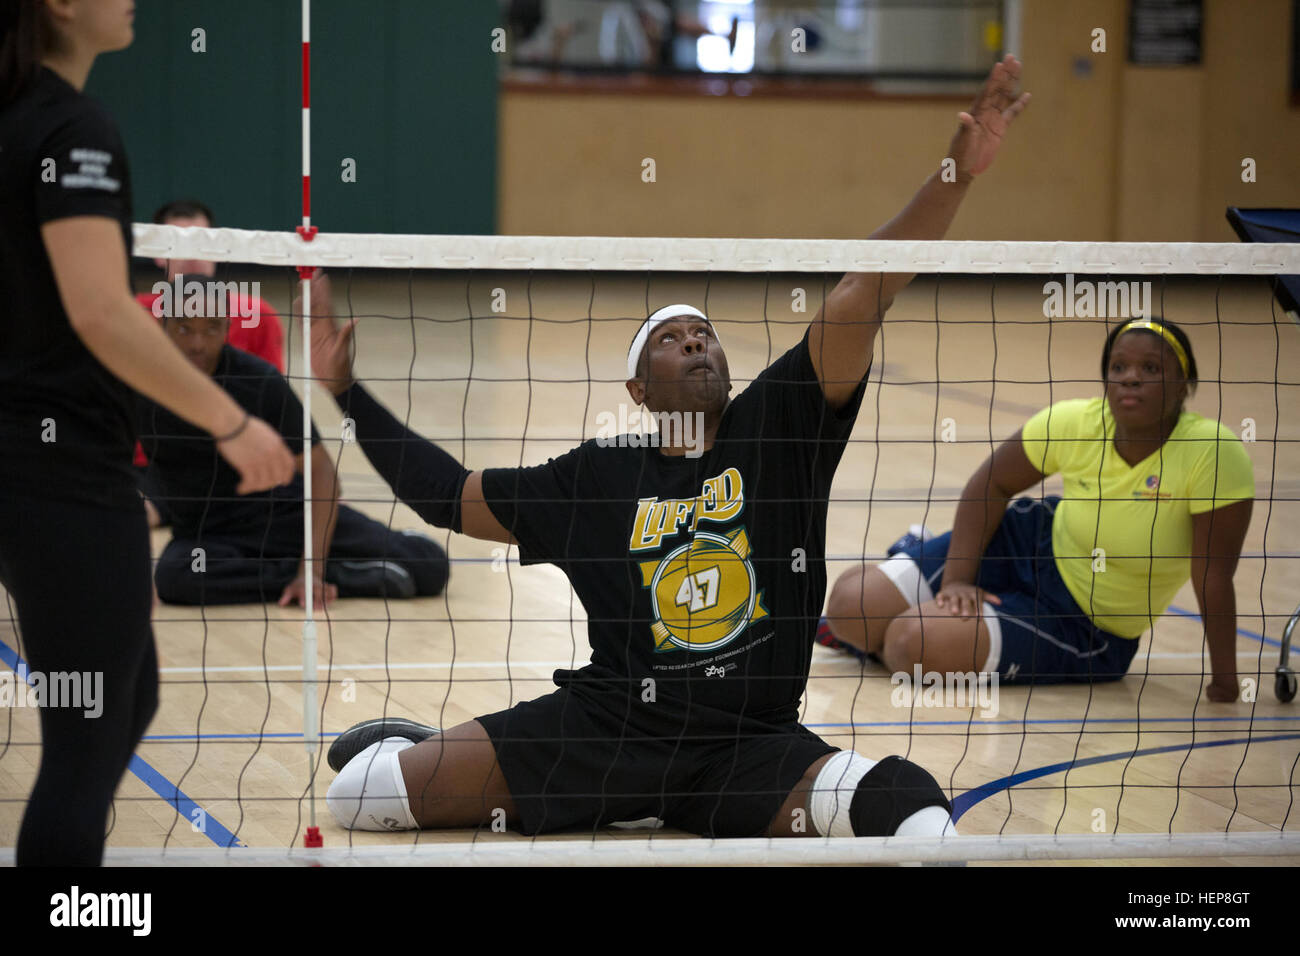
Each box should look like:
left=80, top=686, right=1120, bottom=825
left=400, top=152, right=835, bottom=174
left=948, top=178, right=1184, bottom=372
left=137, top=309, right=449, bottom=608
left=321, top=57, right=1029, bottom=840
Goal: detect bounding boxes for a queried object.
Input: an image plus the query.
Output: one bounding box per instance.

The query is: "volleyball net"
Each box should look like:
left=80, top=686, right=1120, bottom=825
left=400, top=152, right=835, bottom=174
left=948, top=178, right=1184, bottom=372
left=2, top=226, right=1299, bottom=864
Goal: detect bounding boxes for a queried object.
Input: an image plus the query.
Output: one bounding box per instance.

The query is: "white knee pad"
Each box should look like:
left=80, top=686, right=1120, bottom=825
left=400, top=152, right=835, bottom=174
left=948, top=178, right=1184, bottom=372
left=808, top=751, right=959, bottom=838
left=980, top=602, right=1003, bottom=674
left=808, top=751, right=877, bottom=838
left=326, top=738, right=418, bottom=831
left=878, top=554, right=935, bottom=607
left=894, top=805, right=959, bottom=837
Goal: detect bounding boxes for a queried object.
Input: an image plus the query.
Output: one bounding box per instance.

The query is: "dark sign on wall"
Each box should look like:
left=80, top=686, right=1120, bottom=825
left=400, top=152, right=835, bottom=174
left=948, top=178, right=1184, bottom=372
left=1292, top=0, right=1300, bottom=104
left=1128, top=0, right=1203, bottom=65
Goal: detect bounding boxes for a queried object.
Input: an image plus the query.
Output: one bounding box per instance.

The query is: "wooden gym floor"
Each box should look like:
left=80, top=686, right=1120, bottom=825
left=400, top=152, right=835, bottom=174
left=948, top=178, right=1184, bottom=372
left=2, top=272, right=1297, bottom=864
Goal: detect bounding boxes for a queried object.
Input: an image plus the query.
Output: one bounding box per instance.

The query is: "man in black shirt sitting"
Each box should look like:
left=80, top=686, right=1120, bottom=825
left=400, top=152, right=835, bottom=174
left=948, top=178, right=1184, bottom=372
left=320, top=56, right=1028, bottom=839
left=136, top=302, right=449, bottom=608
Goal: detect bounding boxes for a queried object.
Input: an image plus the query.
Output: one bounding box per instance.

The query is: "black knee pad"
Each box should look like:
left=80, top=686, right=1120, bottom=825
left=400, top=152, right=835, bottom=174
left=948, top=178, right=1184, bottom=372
left=849, top=755, right=952, bottom=837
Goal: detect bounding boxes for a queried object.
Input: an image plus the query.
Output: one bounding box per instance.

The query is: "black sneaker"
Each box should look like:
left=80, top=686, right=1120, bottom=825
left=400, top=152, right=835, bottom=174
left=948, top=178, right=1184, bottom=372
left=331, top=560, right=416, bottom=599
left=327, top=717, right=441, bottom=773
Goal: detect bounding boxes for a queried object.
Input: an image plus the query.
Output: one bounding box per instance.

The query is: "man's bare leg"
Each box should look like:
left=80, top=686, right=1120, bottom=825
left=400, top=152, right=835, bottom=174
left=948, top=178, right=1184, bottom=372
left=397, top=718, right=519, bottom=828
left=764, top=753, right=834, bottom=837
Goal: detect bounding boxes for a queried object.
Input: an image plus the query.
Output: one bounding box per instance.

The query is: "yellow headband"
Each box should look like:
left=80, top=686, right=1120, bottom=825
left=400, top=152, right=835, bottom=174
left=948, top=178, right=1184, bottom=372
left=1116, top=320, right=1190, bottom=377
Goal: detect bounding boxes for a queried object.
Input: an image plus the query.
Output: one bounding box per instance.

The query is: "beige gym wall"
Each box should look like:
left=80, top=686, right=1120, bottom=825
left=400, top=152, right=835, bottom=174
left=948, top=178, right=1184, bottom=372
left=497, top=0, right=1299, bottom=240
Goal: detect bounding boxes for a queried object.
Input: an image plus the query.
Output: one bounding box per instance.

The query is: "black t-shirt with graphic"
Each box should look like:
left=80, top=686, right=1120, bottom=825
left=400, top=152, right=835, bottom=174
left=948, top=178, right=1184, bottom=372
left=0, top=67, right=137, bottom=508
left=136, top=345, right=320, bottom=540
left=481, top=331, right=867, bottom=722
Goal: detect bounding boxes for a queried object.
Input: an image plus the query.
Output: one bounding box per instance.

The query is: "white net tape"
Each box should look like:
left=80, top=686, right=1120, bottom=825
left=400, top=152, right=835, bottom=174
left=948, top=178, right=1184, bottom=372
left=134, top=224, right=1300, bottom=275
left=7, top=832, right=1300, bottom=867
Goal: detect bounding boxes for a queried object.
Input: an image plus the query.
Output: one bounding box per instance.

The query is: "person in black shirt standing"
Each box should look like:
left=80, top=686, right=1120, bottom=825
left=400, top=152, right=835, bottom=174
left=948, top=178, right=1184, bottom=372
left=0, top=0, right=294, bottom=865
left=321, top=58, right=1029, bottom=839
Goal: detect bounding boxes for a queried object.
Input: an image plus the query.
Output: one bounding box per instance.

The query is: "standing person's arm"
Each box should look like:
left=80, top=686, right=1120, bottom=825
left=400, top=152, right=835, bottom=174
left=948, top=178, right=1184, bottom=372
left=42, top=217, right=296, bottom=493
left=809, top=55, right=1030, bottom=410
left=1191, top=500, right=1253, bottom=702
left=936, top=431, right=1048, bottom=619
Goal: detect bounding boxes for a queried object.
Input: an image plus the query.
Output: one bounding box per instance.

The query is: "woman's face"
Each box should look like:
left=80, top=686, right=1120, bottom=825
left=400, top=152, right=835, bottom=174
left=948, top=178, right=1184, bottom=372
left=1104, top=331, right=1188, bottom=428
left=46, top=0, right=135, bottom=55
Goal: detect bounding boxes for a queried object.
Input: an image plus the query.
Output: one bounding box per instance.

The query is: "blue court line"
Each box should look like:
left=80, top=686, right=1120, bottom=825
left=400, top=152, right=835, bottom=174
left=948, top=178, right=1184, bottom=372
left=806, top=715, right=1300, bottom=729
left=949, top=732, right=1300, bottom=821
left=125, top=754, right=242, bottom=848
left=1166, top=604, right=1283, bottom=648
left=0, top=637, right=240, bottom=849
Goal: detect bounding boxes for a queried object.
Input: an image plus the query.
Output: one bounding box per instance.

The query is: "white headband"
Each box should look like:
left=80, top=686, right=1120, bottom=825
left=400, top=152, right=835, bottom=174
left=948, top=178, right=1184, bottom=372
left=626, top=304, right=716, bottom=379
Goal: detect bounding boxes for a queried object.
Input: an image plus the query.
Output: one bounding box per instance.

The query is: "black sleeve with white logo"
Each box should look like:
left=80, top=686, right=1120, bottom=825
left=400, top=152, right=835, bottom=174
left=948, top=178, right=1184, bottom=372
left=34, top=108, right=131, bottom=230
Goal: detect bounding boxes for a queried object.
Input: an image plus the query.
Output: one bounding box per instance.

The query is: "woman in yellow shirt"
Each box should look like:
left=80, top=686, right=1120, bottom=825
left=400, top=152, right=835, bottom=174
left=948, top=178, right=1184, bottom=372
left=822, top=317, right=1254, bottom=701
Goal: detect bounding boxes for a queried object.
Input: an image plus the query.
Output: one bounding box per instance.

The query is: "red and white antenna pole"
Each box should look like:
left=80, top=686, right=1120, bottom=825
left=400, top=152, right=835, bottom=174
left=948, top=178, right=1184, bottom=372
left=298, top=0, right=323, bottom=852
left=298, top=0, right=316, bottom=243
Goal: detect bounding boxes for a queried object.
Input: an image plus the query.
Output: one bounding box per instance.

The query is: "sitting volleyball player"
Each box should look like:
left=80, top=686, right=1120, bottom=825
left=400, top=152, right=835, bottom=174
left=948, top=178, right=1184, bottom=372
left=821, top=317, right=1254, bottom=701
left=136, top=296, right=449, bottom=608
left=318, top=56, right=1030, bottom=838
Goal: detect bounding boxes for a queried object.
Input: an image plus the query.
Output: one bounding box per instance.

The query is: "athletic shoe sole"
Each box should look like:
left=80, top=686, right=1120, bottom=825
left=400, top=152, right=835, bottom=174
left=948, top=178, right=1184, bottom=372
left=327, top=717, right=441, bottom=773
left=332, top=560, right=416, bottom=599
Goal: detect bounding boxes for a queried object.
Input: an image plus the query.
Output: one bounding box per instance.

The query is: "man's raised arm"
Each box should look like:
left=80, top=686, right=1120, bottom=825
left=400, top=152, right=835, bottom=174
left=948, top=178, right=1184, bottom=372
left=809, top=54, right=1030, bottom=409
left=302, top=270, right=513, bottom=544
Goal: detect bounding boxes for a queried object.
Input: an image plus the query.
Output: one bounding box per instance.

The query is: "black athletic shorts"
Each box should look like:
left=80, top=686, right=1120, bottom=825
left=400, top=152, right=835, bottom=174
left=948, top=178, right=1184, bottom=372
left=476, top=684, right=837, bottom=837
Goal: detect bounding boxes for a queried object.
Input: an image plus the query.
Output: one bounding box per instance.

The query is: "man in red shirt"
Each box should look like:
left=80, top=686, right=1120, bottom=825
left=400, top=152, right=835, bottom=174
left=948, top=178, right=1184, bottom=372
left=135, top=199, right=284, bottom=526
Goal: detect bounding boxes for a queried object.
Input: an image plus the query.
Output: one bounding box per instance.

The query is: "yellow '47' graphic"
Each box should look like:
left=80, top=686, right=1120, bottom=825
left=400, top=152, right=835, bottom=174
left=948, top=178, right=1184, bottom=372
left=640, top=526, right=769, bottom=653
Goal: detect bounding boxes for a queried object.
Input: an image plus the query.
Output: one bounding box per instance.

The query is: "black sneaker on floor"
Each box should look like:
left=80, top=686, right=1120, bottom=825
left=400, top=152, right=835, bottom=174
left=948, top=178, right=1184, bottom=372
left=331, top=560, right=416, bottom=599
left=327, top=717, right=441, bottom=773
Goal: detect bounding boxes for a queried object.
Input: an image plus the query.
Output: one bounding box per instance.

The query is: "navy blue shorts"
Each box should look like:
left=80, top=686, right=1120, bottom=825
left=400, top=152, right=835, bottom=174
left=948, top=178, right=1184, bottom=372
left=897, top=497, right=1138, bottom=684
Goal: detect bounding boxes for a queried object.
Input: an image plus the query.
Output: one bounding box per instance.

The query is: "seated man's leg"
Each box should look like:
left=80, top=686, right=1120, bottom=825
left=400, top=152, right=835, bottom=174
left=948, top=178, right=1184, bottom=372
left=154, top=536, right=298, bottom=606
left=388, top=528, right=449, bottom=597
left=770, top=749, right=956, bottom=838
left=801, top=750, right=957, bottom=837
left=679, top=721, right=956, bottom=839
left=322, top=505, right=448, bottom=599
left=329, top=687, right=671, bottom=834
left=327, top=719, right=516, bottom=831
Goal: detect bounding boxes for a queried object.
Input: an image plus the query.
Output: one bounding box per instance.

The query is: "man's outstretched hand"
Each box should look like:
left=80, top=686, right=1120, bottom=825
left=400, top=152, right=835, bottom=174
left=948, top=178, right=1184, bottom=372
left=949, top=54, right=1031, bottom=180
left=296, top=268, right=358, bottom=396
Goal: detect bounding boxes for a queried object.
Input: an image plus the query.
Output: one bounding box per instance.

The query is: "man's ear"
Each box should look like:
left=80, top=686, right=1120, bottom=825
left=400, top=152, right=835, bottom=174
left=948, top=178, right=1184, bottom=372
left=626, top=379, right=646, bottom=405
